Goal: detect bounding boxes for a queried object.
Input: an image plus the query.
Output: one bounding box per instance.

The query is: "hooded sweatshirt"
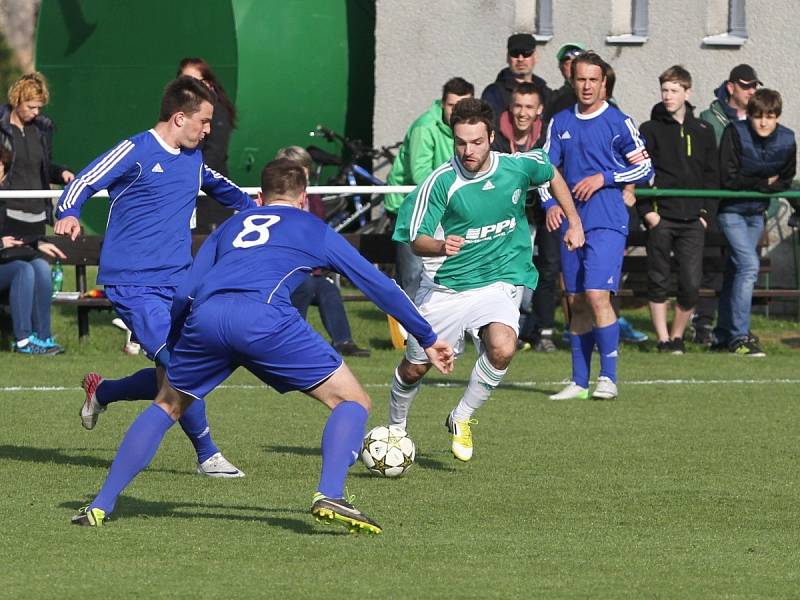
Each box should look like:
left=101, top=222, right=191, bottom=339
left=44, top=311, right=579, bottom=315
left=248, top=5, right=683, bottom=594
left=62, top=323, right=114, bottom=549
left=637, top=102, right=719, bottom=221
left=481, top=68, right=550, bottom=123
left=698, top=82, right=741, bottom=143
left=385, top=99, right=454, bottom=214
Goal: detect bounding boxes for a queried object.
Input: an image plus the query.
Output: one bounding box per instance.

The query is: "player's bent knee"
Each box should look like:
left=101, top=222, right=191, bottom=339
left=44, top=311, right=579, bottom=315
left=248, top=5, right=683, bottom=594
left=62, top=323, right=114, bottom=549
left=397, top=359, right=429, bottom=383
left=154, top=386, right=193, bottom=420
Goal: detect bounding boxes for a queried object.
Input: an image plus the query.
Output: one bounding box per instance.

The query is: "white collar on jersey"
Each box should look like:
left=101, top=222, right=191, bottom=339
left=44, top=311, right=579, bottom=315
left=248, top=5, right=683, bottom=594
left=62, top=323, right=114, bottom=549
left=453, top=151, right=498, bottom=181
left=148, top=129, right=181, bottom=155
left=574, top=101, right=610, bottom=121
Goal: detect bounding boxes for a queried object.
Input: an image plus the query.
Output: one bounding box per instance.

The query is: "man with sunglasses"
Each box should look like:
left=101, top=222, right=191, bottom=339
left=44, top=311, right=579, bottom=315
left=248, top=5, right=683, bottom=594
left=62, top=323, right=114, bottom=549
left=693, top=64, right=762, bottom=345
left=481, top=33, right=550, bottom=123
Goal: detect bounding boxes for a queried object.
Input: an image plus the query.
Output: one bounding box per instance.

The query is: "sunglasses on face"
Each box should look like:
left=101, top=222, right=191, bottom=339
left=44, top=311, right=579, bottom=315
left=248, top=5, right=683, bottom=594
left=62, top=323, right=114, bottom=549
left=735, top=81, right=760, bottom=90
left=509, top=49, right=534, bottom=58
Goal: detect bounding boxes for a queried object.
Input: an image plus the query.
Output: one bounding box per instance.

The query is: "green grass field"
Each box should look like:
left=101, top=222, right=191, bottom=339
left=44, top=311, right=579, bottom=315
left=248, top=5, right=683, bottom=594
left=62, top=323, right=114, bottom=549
left=1, top=302, right=798, bottom=599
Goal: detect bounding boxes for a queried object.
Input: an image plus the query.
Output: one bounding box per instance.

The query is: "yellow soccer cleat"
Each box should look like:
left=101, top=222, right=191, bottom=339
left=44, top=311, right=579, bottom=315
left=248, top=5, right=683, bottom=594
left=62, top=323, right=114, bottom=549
left=311, top=492, right=382, bottom=535
left=445, top=413, right=477, bottom=461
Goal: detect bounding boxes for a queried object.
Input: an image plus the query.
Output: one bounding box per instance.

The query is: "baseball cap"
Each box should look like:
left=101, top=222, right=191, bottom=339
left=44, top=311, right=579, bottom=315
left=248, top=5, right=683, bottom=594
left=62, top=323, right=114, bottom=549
left=728, top=64, right=762, bottom=85
left=507, top=33, right=536, bottom=53
left=556, top=42, right=585, bottom=62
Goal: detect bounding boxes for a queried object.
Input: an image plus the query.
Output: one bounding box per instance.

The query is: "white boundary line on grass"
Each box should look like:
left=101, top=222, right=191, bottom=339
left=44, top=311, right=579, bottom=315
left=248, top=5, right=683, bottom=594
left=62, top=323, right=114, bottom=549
left=2, top=378, right=799, bottom=393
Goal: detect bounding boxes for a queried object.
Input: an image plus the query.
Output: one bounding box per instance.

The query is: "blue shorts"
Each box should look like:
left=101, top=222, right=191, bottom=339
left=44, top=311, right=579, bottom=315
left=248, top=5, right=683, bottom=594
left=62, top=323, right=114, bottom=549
left=167, top=294, right=343, bottom=399
left=560, top=228, right=625, bottom=294
left=105, top=285, right=177, bottom=361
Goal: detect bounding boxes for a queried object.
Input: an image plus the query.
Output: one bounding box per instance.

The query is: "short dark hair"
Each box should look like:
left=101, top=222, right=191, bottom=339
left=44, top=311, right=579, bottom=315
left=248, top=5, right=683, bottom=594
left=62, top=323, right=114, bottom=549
left=275, top=146, right=314, bottom=173
left=747, top=88, right=782, bottom=117
left=449, top=98, right=494, bottom=134
left=570, top=51, right=607, bottom=81
left=442, top=77, right=474, bottom=101
left=260, top=158, right=308, bottom=198
left=604, top=62, right=616, bottom=99
left=510, top=82, right=543, bottom=105
left=158, top=76, right=216, bottom=122
left=659, top=65, right=692, bottom=90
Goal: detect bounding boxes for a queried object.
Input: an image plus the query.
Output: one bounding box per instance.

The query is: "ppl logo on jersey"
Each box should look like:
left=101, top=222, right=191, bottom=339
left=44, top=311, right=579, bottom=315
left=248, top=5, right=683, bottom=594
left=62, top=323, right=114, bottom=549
left=465, top=217, right=517, bottom=243
left=511, top=189, right=522, bottom=204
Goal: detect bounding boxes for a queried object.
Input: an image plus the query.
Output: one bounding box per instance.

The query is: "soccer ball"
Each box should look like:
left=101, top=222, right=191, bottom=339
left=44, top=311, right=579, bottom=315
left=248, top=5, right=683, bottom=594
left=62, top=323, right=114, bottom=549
left=360, top=425, right=415, bottom=477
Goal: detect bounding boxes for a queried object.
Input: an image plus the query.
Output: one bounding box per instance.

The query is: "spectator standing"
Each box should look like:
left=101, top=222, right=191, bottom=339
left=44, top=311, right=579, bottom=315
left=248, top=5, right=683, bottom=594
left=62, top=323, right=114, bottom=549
left=276, top=146, right=371, bottom=357
left=713, top=89, right=796, bottom=356
left=178, top=57, right=238, bottom=232
left=481, top=33, right=550, bottom=124
left=542, top=43, right=585, bottom=124
left=385, top=77, right=473, bottom=299
left=637, top=66, right=718, bottom=353
left=0, top=145, right=65, bottom=354
left=491, top=83, right=559, bottom=352
left=693, top=64, right=762, bottom=343
left=0, top=72, right=74, bottom=236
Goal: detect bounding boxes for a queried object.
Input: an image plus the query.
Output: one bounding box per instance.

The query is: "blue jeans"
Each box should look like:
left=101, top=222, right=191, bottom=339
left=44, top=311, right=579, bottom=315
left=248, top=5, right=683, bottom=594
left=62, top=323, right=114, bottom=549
left=714, top=212, right=764, bottom=345
left=0, top=258, right=53, bottom=342
left=291, top=275, right=352, bottom=346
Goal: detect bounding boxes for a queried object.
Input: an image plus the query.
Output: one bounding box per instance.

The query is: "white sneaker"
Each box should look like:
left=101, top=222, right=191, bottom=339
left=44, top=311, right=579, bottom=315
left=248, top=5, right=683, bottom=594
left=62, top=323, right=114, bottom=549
left=549, top=382, right=589, bottom=401
left=592, top=376, right=618, bottom=400
left=197, top=452, right=245, bottom=478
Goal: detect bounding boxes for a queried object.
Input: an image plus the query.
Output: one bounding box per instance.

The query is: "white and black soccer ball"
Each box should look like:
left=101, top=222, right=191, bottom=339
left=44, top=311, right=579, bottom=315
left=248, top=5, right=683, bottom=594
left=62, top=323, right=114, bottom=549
left=360, top=425, right=415, bottom=477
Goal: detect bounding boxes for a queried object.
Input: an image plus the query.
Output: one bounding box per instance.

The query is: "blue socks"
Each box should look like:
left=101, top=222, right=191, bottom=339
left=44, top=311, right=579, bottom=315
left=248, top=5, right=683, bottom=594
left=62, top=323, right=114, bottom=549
left=317, top=401, right=368, bottom=499
left=570, top=331, right=594, bottom=388
left=594, top=321, right=619, bottom=383
left=90, top=403, right=176, bottom=514
left=94, top=368, right=218, bottom=463
left=178, top=398, right=219, bottom=464
left=96, top=368, right=158, bottom=406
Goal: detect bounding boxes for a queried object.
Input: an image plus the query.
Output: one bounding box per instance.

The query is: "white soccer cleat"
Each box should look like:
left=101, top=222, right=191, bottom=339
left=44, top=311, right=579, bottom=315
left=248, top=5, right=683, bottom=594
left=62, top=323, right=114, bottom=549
left=592, top=376, right=618, bottom=400
left=80, top=372, right=106, bottom=430
left=549, top=382, right=589, bottom=401
left=197, top=452, right=246, bottom=478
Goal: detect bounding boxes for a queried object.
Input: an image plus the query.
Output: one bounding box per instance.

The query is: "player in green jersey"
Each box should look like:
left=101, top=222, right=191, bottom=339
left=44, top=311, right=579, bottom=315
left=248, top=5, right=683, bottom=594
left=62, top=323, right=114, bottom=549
left=389, top=98, right=584, bottom=461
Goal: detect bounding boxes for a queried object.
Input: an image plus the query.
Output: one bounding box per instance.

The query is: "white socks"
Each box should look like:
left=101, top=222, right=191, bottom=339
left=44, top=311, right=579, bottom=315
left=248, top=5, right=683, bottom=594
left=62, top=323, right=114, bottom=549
left=388, top=368, right=421, bottom=430
left=452, top=353, right=506, bottom=422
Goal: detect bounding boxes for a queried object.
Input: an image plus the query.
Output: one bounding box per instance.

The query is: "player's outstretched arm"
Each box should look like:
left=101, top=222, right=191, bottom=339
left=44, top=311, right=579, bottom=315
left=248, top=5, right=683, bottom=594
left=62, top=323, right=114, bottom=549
left=424, top=339, right=455, bottom=374
left=548, top=170, right=585, bottom=250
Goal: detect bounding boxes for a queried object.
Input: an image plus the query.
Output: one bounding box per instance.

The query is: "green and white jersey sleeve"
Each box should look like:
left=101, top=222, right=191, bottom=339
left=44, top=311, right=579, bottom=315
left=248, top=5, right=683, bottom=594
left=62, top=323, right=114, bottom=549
left=396, top=151, right=554, bottom=292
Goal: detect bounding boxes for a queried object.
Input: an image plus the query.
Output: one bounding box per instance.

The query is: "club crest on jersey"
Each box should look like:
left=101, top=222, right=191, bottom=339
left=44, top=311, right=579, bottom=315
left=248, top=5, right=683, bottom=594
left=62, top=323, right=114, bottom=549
left=465, top=217, right=516, bottom=243
left=511, top=189, right=522, bottom=204
left=482, top=180, right=495, bottom=191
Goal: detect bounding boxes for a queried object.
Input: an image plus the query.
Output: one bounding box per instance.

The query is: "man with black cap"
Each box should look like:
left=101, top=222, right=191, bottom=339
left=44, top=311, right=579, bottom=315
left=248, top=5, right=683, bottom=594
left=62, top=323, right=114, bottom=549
left=542, top=42, right=585, bottom=123
left=700, top=64, right=762, bottom=143
left=693, top=64, right=762, bottom=344
left=481, top=33, right=550, bottom=121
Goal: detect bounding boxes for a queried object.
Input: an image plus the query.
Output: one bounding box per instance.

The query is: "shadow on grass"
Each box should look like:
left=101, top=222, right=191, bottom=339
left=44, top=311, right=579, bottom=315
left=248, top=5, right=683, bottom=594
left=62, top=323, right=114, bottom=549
left=781, top=337, right=800, bottom=349
left=59, top=496, right=345, bottom=535
left=421, top=377, right=556, bottom=395
left=367, top=337, right=394, bottom=350
left=262, top=444, right=320, bottom=457
left=0, top=444, right=189, bottom=476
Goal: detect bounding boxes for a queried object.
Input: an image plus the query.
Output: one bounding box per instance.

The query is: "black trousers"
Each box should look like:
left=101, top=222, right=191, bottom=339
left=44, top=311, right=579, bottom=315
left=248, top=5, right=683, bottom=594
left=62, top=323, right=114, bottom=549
left=646, top=218, right=705, bottom=309
left=519, top=217, right=561, bottom=341
left=693, top=218, right=724, bottom=328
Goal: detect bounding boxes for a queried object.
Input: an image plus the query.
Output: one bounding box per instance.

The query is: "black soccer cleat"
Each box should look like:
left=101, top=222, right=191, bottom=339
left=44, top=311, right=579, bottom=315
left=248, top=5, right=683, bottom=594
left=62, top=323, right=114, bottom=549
left=311, top=493, right=382, bottom=534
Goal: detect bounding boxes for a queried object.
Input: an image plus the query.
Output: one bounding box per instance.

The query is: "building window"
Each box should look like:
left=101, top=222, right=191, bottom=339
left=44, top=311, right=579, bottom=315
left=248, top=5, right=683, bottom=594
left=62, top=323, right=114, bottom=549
left=534, top=0, right=553, bottom=42
left=703, top=0, right=747, bottom=47
left=606, top=0, right=648, bottom=45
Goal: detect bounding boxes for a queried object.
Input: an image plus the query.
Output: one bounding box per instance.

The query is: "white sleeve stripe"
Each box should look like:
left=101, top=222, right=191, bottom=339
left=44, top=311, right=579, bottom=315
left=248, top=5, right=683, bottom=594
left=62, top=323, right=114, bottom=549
left=514, top=152, right=546, bottom=164
left=624, top=118, right=646, bottom=150
left=543, top=119, right=554, bottom=153
left=60, top=140, right=135, bottom=211
left=203, top=164, right=245, bottom=191
left=409, top=163, right=450, bottom=240
left=614, top=160, right=652, bottom=182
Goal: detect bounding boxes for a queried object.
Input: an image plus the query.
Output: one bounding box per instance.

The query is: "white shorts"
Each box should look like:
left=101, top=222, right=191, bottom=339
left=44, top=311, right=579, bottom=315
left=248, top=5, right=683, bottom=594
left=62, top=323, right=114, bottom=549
left=405, top=281, right=521, bottom=364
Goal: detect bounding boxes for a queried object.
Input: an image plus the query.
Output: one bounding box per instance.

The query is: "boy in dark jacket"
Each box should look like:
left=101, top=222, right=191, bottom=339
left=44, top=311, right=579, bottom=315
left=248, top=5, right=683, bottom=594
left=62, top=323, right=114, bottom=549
left=713, top=89, right=796, bottom=356
left=638, top=66, right=718, bottom=353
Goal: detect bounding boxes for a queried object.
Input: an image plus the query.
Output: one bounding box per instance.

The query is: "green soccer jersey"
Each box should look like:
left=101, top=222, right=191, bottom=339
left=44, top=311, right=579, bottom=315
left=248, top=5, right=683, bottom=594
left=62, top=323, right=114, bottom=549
left=393, top=150, right=554, bottom=291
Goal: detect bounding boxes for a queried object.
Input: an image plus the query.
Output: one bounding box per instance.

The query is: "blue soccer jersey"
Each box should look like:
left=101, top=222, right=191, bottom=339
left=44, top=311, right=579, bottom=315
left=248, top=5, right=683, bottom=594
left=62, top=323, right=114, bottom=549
left=541, top=102, right=652, bottom=233
left=171, top=204, right=437, bottom=349
left=56, top=129, right=256, bottom=286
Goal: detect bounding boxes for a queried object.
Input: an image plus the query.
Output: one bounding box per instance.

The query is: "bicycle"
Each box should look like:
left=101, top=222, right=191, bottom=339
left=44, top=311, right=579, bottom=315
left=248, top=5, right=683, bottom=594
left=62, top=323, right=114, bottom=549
left=307, top=125, right=400, bottom=233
